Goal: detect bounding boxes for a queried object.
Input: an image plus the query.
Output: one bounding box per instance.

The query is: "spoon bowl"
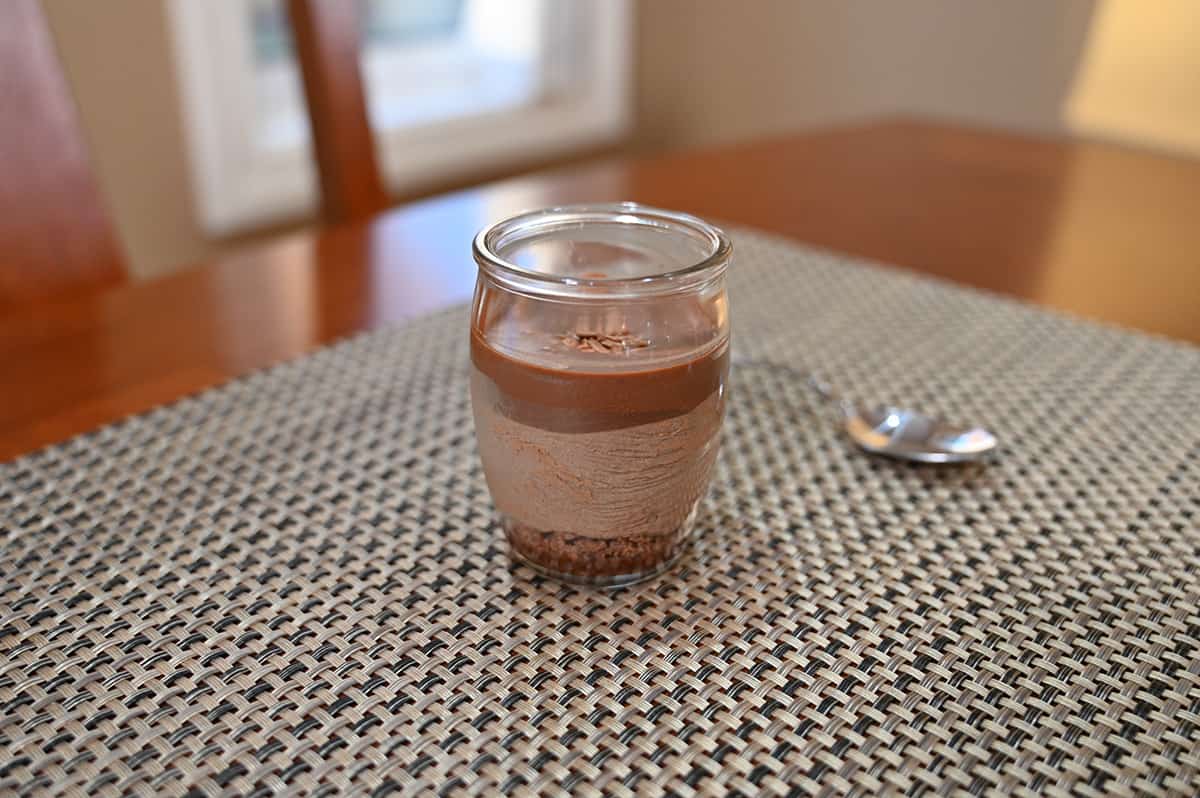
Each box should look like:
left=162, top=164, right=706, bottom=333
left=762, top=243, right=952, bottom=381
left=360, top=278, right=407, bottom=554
left=843, top=404, right=998, bottom=463
left=735, top=358, right=998, bottom=464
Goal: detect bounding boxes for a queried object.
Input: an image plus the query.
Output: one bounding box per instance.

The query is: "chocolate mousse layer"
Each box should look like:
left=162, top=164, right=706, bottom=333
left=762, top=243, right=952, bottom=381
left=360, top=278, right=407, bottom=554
left=471, top=327, right=728, bottom=581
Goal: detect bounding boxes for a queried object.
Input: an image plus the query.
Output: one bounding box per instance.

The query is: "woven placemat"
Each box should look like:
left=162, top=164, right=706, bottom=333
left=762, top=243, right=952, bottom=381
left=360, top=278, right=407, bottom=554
left=2, top=228, right=1198, bottom=796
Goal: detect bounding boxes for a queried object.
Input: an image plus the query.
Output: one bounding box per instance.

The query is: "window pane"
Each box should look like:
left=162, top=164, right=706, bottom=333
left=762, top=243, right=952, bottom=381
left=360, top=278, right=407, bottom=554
left=361, top=0, right=548, bottom=133
left=250, top=0, right=291, bottom=64
left=360, top=0, right=465, bottom=46
left=249, top=0, right=309, bottom=152
left=246, top=0, right=548, bottom=153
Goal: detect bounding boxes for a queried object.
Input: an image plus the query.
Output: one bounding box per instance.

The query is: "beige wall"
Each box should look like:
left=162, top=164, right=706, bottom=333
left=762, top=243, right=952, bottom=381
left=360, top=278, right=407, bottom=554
left=40, top=0, right=223, bottom=279
left=634, top=0, right=1098, bottom=151
left=41, top=0, right=1194, bottom=280
left=1065, top=0, right=1200, bottom=156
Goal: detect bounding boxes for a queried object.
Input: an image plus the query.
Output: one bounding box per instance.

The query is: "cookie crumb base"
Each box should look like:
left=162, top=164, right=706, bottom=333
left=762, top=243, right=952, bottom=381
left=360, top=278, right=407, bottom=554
left=505, top=520, right=690, bottom=587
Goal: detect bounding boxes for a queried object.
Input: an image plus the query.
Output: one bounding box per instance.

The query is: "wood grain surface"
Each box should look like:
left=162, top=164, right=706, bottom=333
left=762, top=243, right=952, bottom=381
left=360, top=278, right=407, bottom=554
left=2, top=119, right=1198, bottom=460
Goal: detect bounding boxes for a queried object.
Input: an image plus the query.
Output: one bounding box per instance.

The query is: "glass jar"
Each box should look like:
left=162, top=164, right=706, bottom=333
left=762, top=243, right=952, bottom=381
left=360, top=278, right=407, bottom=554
left=470, top=203, right=731, bottom=586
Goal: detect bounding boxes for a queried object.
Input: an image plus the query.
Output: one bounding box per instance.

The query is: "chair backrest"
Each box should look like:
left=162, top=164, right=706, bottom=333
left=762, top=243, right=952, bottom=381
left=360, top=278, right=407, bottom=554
left=0, top=0, right=124, bottom=308
left=287, top=0, right=390, bottom=225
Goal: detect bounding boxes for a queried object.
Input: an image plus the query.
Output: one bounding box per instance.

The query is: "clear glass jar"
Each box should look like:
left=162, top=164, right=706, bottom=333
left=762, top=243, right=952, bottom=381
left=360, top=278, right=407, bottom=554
left=470, top=203, right=731, bottom=586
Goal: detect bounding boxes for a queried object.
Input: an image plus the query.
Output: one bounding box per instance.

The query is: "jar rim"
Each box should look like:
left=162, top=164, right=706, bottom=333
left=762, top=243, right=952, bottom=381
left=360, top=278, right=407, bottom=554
left=472, top=202, right=731, bottom=297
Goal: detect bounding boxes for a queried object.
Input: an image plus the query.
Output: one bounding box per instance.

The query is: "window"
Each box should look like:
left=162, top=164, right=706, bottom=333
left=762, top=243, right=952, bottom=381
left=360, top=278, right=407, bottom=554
left=169, top=0, right=631, bottom=234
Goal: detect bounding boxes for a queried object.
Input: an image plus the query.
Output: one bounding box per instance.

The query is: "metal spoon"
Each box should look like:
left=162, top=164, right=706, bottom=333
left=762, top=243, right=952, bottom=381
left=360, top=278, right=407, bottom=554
left=739, top=359, right=998, bottom=463
left=809, top=376, right=997, bottom=463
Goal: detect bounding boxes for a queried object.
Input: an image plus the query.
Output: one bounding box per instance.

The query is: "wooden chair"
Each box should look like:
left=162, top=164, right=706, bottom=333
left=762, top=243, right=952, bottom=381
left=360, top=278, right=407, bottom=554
left=287, top=0, right=390, bottom=225
left=0, top=0, right=124, bottom=308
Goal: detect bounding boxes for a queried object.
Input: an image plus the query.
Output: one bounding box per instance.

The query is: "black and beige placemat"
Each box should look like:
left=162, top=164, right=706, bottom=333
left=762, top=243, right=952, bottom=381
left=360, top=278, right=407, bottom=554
left=2, top=229, right=1198, bottom=796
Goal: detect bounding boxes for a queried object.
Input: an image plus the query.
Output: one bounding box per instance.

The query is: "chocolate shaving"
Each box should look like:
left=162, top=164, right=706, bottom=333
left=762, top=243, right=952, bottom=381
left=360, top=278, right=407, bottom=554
left=561, top=329, right=650, bottom=353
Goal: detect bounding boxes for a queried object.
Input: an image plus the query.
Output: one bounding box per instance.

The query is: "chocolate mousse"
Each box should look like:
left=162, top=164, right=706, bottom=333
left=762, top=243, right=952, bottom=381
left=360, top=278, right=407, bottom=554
left=470, top=322, right=728, bottom=582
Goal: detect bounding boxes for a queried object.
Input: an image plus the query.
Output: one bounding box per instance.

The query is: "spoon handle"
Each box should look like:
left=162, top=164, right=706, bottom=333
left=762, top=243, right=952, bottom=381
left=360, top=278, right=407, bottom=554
left=734, top=357, right=854, bottom=418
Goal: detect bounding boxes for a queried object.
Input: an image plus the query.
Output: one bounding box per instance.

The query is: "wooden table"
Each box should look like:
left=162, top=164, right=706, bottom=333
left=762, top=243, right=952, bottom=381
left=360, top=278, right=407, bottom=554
left=3, top=118, right=1198, bottom=461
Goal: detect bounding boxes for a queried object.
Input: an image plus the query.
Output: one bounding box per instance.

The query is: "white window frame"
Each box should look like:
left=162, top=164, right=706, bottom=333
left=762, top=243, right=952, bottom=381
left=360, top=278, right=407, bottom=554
left=168, top=0, right=632, bottom=235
